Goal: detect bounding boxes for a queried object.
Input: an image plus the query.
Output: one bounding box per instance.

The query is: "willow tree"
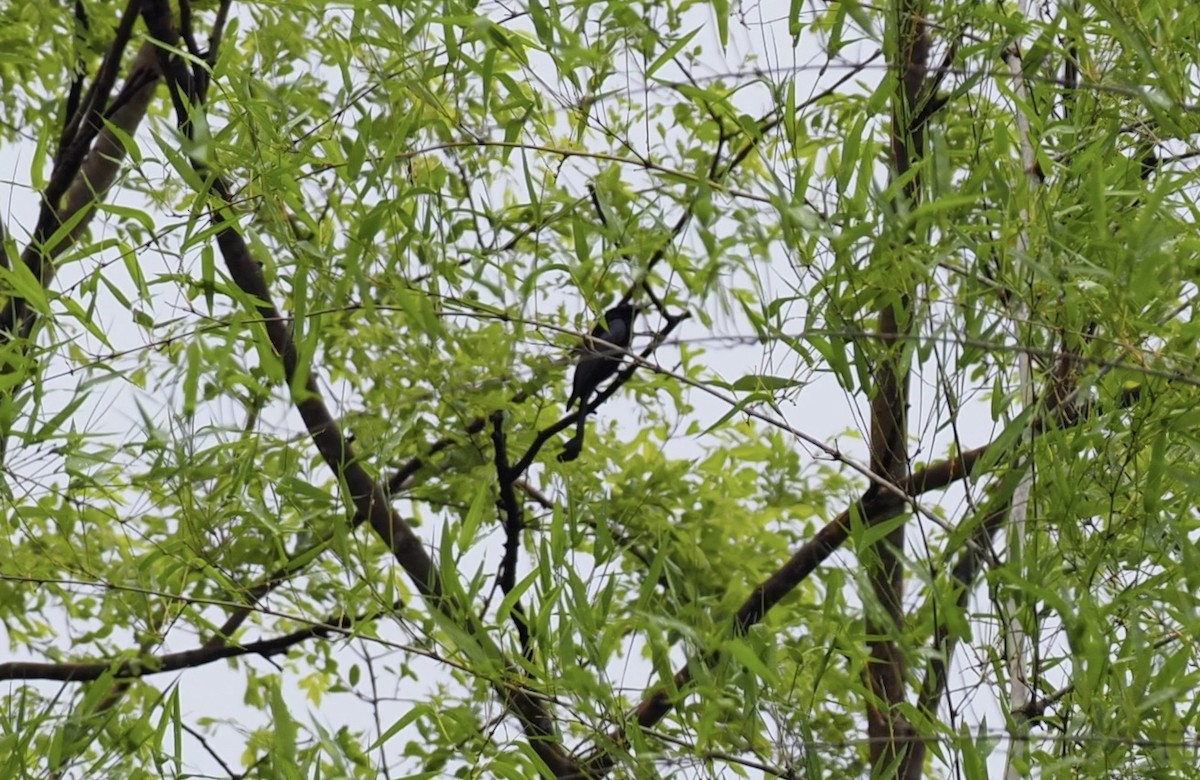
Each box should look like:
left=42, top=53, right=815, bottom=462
left=2, top=0, right=1199, bottom=778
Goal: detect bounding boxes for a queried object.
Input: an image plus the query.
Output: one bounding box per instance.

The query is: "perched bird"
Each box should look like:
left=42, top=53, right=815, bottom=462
left=565, top=303, right=638, bottom=411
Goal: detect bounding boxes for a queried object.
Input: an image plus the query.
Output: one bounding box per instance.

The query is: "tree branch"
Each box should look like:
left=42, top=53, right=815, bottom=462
left=576, top=384, right=1141, bottom=777
left=138, top=3, right=577, bottom=773
left=492, top=410, right=534, bottom=665
left=0, top=27, right=154, bottom=352
left=0, top=603, right=398, bottom=683
left=866, top=4, right=932, bottom=774
left=510, top=310, right=690, bottom=478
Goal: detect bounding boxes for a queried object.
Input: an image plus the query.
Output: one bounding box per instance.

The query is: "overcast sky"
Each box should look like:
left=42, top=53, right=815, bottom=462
left=0, top=4, right=1038, bottom=777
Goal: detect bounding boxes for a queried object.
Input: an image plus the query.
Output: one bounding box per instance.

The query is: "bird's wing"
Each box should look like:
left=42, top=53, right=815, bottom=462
left=604, top=319, right=629, bottom=347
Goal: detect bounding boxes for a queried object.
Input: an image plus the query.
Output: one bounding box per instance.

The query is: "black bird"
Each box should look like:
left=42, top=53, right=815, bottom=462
left=565, top=303, right=638, bottom=411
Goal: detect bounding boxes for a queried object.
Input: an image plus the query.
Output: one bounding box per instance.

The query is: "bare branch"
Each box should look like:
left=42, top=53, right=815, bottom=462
left=492, top=410, right=534, bottom=665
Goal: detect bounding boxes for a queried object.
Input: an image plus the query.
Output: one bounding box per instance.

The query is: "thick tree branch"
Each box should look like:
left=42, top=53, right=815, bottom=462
left=866, top=4, right=933, bottom=775
left=0, top=32, right=155, bottom=351
left=138, top=3, right=577, bottom=773
left=141, top=0, right=438, bottom=599
left=576, top=383, right=1140, bottom=777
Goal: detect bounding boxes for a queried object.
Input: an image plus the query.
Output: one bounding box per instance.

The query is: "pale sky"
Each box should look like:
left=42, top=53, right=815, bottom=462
left=0, top=4, right=1035, bottom=777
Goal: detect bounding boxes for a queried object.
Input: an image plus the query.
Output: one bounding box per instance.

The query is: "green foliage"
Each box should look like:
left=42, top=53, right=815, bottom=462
left=3, top=0, right=1200, bottom=778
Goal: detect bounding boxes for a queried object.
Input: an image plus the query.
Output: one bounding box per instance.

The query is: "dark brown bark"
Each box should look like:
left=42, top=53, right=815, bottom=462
left=0, top=2, right=146, bottom=350
left=0, top=603, right=400, bottom=682
left=138, top=2, right=578, bottom=774
left=868, top=3, right=932, bottom=777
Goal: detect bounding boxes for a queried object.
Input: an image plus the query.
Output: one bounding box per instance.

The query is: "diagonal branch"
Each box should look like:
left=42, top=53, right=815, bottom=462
left=140, top=0, right=437, bottom=598
left=0, top=32, right=155, bottom=354
left=576, top=383, right=1139, bottom=777
left=138, top=3, right=577, bottom=774
left=387, top=310, right=690, bottom=495
left=0, top=602, right=400, bottom=683
left=509, top=311, right=690, bottom=478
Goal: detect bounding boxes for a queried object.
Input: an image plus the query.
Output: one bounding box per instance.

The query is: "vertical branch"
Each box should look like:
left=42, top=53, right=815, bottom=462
left=866, top=1, right=930, bottom=776
left=49, top=0, right=142, bottom=209
left=918, top=342, right=1085, bottom=727
left=1000, top=3, right=1046, bottom=773
left=917, top=505, right=1008, bottom=716
left=491, top=411, right=535, bottom=665
left=57, top=1, right=89, bottom=161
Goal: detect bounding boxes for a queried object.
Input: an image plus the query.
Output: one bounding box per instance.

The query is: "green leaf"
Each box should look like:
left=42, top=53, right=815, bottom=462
left=647, top=27, right=701, bottom=80
left=458, top=482, right=492, bottom=550
left=730, top=374, right=802, bottom=392
left=722, top=637, right=781, bottom=685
